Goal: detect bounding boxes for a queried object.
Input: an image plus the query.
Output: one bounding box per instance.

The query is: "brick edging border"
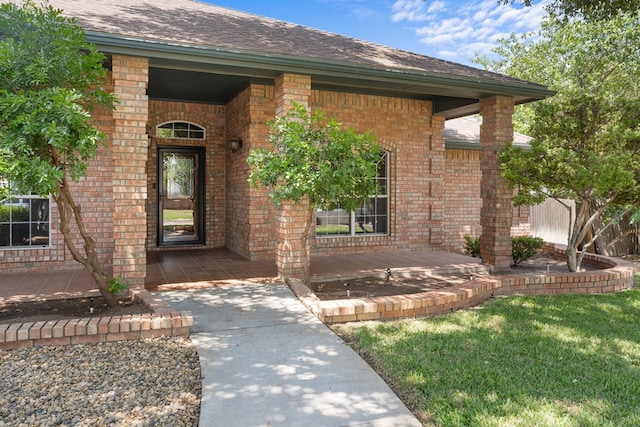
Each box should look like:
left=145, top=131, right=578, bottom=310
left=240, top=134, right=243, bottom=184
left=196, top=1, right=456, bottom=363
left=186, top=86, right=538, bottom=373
left=288, top=244, right=637, bottom=324
left=0, top=289, right=193, bottom=351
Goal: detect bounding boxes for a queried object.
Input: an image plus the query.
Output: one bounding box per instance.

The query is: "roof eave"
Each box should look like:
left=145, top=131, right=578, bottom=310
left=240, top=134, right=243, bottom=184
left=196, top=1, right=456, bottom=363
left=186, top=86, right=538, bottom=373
left=89, top=33, right=555, bottom=105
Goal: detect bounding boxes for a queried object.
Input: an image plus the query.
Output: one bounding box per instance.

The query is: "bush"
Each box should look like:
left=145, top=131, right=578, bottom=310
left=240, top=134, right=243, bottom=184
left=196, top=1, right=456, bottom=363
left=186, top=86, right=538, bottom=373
left=463, top=235, right=480, bottom=258
left=463, top=235, right=545, bottom=265
left=512, top=236, right=544, bottom=265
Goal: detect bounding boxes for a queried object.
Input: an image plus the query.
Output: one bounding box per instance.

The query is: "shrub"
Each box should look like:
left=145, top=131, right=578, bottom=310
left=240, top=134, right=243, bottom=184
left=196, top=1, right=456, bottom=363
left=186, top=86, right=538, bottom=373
left=108, top=275, right=129, bottom=295
left=464, top=235, right=545, bottom=265
left=463, top=235, right=480, bottom=258
left=512, top=236, right=544, bottom=265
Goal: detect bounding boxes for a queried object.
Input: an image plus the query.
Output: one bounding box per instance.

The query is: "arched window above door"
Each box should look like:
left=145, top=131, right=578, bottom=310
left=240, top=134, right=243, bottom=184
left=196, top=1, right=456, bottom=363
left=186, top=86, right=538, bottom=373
left=156, top=121, right=205, bottom=139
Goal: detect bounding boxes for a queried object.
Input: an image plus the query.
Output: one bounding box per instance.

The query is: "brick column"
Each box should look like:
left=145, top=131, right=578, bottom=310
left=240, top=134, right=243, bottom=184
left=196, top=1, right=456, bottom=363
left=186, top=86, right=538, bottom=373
left=274, top=73, right=311, bottom=279
left=479, top=95, right=514, bottom=269
left=428, top=115, right=445, bottom=248
left=111, top=55, right=149, bottom=287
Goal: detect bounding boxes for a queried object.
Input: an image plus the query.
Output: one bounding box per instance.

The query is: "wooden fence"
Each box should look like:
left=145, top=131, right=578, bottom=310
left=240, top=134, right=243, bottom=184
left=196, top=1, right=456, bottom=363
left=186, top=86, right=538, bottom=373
left=530, top=198, right=638, bottom=256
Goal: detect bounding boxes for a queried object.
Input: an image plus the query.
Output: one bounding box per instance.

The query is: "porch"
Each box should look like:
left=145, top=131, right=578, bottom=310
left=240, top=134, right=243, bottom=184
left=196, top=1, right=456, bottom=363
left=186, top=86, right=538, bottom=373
left=0, top=249, right=482, bottom=303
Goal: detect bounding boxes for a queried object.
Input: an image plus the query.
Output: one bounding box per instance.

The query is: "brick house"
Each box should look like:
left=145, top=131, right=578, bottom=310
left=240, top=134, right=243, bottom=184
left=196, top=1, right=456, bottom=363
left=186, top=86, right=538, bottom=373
left=0, top=0, right=552, bottom=285
left=443, top=116, right=533, bottom=254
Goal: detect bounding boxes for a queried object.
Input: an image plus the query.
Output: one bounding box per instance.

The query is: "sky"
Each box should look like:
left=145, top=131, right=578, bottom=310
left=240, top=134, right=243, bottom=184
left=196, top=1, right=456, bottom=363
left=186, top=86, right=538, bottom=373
left=205, top=0, right=550, bottom=67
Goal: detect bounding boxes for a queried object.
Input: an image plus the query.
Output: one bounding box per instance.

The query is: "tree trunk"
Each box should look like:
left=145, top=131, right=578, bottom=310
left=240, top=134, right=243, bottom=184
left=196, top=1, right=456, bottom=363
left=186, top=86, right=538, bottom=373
left=55, top=178, right=120, bottom=306
left=566, top=244, right=578, bottom=272
left=566, top=199, right=592, bottom=272
left=565, top=196, right=631, bottom=273
left=301, top=204, right=314, bottom=285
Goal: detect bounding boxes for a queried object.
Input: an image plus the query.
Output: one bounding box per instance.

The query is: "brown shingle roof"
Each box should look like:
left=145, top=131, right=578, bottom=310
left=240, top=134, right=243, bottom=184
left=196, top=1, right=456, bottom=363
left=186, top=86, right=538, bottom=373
left=43, top=0, right=544, bottom=89
left=445, top=117, right=532, bottom=149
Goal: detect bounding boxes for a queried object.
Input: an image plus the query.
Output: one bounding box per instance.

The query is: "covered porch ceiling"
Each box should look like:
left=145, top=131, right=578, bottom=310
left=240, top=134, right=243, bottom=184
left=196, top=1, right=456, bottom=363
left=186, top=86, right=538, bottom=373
left=146, top=60, right=538, bottom=119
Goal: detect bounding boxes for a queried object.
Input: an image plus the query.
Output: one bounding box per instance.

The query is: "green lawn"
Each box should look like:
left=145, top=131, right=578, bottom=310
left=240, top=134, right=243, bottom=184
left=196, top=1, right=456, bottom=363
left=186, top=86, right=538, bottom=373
left=333, top=280, right=640, bottom=427
left=162, top=209, right=192, bottom=222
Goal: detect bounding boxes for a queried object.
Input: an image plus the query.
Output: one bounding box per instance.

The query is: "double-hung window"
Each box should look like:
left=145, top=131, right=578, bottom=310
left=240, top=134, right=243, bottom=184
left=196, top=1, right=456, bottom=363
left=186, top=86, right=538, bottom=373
left=316, top=152, right=388, bottom=237
left=0, top=194, right=51, bottom=248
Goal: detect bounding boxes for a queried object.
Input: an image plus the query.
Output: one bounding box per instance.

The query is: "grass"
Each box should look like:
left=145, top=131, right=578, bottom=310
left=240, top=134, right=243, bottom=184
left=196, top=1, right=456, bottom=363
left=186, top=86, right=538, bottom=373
left=162, top=209, right=192, bottom=222
left=333, top=278, right=640, bottom=427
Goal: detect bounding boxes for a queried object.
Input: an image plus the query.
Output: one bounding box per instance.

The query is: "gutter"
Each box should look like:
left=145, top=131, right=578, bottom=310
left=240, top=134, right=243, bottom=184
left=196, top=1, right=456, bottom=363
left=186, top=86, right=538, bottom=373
left=87, top=33, right=555, bottom=101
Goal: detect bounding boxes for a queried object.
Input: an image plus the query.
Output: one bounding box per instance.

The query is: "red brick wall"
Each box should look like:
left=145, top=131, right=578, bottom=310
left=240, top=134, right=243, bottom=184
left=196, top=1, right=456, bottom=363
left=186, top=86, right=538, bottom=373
left=111, top=55, right=149, bottom=286
left=146, top=100, right=227, bottom=251
left=443, top=148, right=530, bottom=254
left=273, top=74, right=312, bottom=277
left=480, top=96, right=515, bottom=268
left=0, top=149, right=115, bottom=274
left=0, top=77, right=116, bottom=274
left=511, top=206, right=530, bottom=237
left=225, top=84, right=276, bottom=260
left=443, top=149, right=482, bottom=253
left=309, top=90, right=441, bottom=255
left=226, top=81, right=450, bottom=264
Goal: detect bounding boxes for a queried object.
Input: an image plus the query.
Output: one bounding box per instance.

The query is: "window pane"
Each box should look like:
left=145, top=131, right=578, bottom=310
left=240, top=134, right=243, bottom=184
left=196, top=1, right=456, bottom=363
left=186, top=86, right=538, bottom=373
left=315, top=151, right=389, bottom=237
left=1, top=195, right=50, bottom=248
left=31, top=223, right=49, bottom=246
left=316, top=208, right=350, bottom=236
left=0, top=224, right=9, bottom=247
left=11, top=223, right=29, bottom=246
left=30, top=199, right=49, bottom=222
left=373, top=197, right=388, bottom=233
left=156, top=128, right=173, bottom=138
left=355, top=201, right=373, bottom=234
left=355, top=197, right=387, bottom=234
left=156, top=122, right=205, bottom=139
left=376, top=157, right=387, bottom=195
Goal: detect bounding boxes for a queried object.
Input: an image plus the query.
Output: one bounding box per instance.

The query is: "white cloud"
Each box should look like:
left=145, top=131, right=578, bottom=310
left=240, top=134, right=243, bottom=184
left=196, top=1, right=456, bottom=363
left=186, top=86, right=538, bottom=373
left=349, top=5, right=375, bottom=20
left=436, top=49, right=459, bottom=59
left=391, top=0, right=551, bottom=64
left=472, top=9, right=488, bottom=21
left=427, top=0, right=447, bottom=15
left=391, top=0, right=442, bottom=22
left=321, top=0, right=378, bottom=21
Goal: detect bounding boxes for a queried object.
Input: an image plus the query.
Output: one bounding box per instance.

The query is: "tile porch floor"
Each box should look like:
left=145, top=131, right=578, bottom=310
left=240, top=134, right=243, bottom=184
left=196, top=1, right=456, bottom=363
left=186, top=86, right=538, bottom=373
left=0, top=249, right=482, bottom=303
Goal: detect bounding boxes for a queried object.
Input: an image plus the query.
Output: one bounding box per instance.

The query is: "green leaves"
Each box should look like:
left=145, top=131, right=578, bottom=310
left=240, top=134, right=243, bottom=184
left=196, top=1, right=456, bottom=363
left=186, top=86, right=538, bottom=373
left=491, top=12, right=640, bottom=208
left=0, top=1, right=116, bottom=196
left=488, top=11, right=640, bottom=269
left=247, top=103, right=383, bottom=211
left=502, top=0, right=640, bottom=22
left=0, top=2, right=111, bottom=98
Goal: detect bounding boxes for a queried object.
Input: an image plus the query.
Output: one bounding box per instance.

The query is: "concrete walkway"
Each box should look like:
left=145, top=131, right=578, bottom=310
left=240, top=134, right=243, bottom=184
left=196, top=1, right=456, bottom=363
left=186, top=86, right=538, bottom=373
left=158, top=282, right=422, bottom=427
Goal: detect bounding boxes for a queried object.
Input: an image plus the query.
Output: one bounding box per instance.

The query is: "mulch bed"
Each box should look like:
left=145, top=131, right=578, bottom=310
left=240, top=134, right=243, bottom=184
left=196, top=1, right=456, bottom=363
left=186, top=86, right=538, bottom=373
left=312, top=252, right=595, bottom=301
left=0, top=297, right=150, bottom=325
left=311, top=273, right=471, bottom=301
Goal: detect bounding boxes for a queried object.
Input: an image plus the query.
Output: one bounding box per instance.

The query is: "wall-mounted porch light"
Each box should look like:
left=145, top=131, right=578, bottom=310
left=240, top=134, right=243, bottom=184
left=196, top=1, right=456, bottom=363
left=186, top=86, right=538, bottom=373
left=229, top=137, right=243, bottom=153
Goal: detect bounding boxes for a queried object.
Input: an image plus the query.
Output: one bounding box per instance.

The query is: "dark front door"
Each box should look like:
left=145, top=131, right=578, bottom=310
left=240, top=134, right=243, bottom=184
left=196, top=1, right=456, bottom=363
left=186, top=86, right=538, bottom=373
left=158, top=147, right=205, bottom=246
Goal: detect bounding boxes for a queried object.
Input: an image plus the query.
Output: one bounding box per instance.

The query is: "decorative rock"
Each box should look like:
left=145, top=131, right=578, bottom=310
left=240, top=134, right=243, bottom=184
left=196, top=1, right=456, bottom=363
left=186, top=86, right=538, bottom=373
left=0, top=336, right=200, bottom=426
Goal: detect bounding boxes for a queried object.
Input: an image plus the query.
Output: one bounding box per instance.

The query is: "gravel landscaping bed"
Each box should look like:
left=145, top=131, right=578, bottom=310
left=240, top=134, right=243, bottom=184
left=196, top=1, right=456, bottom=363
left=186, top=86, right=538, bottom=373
left=0, top=336, right=201, bottom=426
